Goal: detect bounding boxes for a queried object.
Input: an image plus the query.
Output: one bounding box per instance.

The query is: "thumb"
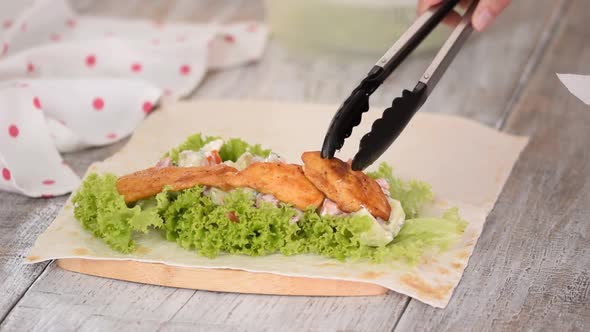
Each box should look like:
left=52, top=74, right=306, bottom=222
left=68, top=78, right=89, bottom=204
left=472, top=0, right=511, bottom=31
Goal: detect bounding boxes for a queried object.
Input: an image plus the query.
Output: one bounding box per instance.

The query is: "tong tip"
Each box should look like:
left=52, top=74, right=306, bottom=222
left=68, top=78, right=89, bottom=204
left=351, top=83, right=428, bottom=170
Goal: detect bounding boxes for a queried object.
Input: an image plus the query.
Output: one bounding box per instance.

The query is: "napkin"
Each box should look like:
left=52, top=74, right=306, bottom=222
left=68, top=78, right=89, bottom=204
left=0, top=0, right=267, bottom=197
left=557, top=73, right=590, bottom=106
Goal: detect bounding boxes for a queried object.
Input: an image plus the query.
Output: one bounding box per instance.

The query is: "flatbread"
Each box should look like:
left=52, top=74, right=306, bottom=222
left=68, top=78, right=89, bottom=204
left=26, top=100, right=528, bottom=308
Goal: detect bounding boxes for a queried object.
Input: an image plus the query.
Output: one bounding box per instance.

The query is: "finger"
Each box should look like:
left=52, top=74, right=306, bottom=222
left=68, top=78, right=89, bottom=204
left=472, top=0, right=512, bottom=31
left=417, top=0, right=461, bottom=27
left=418, top=0, right=443, bottom=14
left=418, top=0, right=465, bottom=27
left=459, top=0, right=472, bottom=9
left=442, top=10, right=462, bottom=27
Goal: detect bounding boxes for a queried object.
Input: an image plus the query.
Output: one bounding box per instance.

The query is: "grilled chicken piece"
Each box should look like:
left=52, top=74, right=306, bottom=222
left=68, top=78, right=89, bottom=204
left=231, top=162, right=325, bottom=210
left=117, top=162, right=324, bottom=210
left=116, top=164, right=238, bottom=203
left=301, top=151, right=391, bottom=220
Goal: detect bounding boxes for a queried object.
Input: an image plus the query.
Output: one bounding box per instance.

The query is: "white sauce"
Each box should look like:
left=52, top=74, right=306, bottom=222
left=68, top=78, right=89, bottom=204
left=357, top=198, right=405, bottom=247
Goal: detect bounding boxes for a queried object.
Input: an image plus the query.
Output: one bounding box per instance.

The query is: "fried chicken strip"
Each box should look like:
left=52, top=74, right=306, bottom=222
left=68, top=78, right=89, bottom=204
left=301, top=151, right=391, bottom=220
left=117, top=162, right=325, bottom=210
left=116, top=164, right=238, bottom=203
left=230, top=162, right=325, bottom=210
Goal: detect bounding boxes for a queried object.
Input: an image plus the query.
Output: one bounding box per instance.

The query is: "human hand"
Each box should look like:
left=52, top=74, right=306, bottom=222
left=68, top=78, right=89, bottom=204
left=417, top=0, right=512, bottom=32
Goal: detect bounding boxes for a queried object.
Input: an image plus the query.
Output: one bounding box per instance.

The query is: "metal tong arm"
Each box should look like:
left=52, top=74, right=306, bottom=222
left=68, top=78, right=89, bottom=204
left=370, top=0, right=462, bottom=83
left=419, top=0, right=477, bottom=95
left=349, top=0, right=479, bottom=170
left=319, top=0, right=462, bottom=159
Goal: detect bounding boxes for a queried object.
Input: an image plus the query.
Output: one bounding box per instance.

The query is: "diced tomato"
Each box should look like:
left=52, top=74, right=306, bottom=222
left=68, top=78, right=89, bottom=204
left=204, top=150, right=222, bottom=166
left=227, top=211, right=239, bottom=223
left=211, top=150, right=222, bottom=164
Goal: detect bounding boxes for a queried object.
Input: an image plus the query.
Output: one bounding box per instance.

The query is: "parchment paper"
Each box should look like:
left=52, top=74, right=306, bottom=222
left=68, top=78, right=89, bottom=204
left=26, top=100, right=528, bottom=308
left=557, top=73, right=590, bottom=106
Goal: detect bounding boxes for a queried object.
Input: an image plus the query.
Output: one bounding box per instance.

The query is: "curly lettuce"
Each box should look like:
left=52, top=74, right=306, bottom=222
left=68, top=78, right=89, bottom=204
left=72, top=174, right=165, bottom=253
left=367, top=163, right=433, bottom=219
left=218, top=138, right=271, bottom=162
left=158, top=187, right=372, bottom=260
left=370, top=208, right=466, bottom=264
left=167, top=133, right=219, bottom=164
left=71, top=135, right=465, bottom=264
left=167, top=133, right=270, bottom=164
left=73, top=174, right=466, bottom=264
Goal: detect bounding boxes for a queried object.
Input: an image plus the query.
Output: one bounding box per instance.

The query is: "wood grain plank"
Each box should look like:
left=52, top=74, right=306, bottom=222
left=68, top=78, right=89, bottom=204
left=0, top=0, right=573, bottom=330
left=0, top=262, right=408, bottom=331
left=395, top=1, right=590, bottom=331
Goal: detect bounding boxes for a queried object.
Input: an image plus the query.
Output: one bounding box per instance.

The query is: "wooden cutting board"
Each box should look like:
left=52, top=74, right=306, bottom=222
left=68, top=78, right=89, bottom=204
left=57, top=258, right=389, bottom=296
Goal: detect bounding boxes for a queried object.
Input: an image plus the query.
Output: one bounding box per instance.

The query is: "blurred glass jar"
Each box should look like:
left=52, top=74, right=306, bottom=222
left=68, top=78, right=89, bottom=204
left=263, top=0, right=450, bottom=57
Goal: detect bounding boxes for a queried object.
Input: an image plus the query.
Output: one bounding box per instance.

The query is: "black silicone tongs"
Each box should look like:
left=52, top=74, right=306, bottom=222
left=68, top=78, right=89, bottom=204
left=321, top=0, right=478, bottom=170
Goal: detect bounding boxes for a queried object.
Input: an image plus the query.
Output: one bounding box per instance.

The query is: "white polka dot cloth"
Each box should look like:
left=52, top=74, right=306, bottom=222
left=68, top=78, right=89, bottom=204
left=0, top=0, right=268, bottom=197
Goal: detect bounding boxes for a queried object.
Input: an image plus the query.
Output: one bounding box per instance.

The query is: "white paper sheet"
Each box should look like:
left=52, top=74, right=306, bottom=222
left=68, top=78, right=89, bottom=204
left=557, top=73, right=590, bottom=106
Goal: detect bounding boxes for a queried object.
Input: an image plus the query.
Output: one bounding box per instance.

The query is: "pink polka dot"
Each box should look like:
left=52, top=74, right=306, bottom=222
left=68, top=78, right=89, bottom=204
left=151, top=38, right=160, bottom=45
left=163, top=89, right=172, bottom=96
left=104, top=31, right=114, bottom=37
left=92, top=98, right=104, bottom=111
left=246, top=23, right=258, bottom=32
left=223, top=34, right=236, bottom=43
left=153, top=20, right=164, bottom=28
left=179, top=64, right=191, bottom=75
left=42, top=179, right=55, bottom=185
left=2, top=43, right=8, bottom=55
left=27, top=62, right=35, bottom=73
left=20, top=22, right=26, bottom=32
left=3, top=20, right=12, bottom=29
left=106, top=133, right=117, bottom=139
left=142, top=101, right=153, bottom=114
left=33, top=97, right=41, bottom=109
left=131, top=62, right=142, bottom=73
left=2, top=168, right=10, bottom=181
left=66, top=18, right=77, bottom=28
left=50, top=33, right=61, bottom=42
left=86, top=54, right=96, bottom=67
left=8, top=125, right=19, bottom=137
left=41, top=194, right=54, bottom=199
left=176, top=35, right=186, bottom=42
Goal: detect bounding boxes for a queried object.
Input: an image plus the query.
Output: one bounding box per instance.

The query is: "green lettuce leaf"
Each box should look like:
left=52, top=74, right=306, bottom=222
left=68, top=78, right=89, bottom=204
left=167, top=133, right=220, bottom=164
left=167, top=133, right=271, bottom=164
left=159, top=187, right=375, bottom=260
left=162, top=188, right=299, bottom=257
left=371, top=208, right=467, bottom=264
left=73, top=173, right=467, bottom=265
left=367, top=163, right=433, bottom=219
left=73, top=135, right=464, bottom=264
left=218, top=138, right=271, bottom=162
left=72, top=174, right=164, bottom=253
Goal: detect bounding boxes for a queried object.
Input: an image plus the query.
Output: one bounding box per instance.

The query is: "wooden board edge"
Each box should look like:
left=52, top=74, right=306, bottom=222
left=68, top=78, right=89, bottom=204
left=57, top=258, right=389, bottom=297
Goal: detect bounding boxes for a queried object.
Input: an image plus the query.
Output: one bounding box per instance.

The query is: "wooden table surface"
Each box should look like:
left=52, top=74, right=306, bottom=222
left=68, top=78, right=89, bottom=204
left=1, top=0, right=589, bottom=331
